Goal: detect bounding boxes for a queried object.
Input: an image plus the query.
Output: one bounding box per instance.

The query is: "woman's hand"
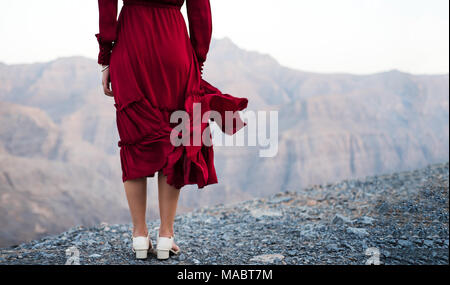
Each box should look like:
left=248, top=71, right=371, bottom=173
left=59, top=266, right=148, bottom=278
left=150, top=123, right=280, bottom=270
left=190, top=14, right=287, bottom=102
left=102, top=67, right=113, bottom=97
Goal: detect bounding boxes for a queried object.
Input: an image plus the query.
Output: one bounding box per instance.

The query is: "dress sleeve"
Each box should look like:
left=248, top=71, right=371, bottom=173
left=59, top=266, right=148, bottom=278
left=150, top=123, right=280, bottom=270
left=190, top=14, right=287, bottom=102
left=186, top=0, right=213, bottom=74
left=95, top=0, right=119, bottom=66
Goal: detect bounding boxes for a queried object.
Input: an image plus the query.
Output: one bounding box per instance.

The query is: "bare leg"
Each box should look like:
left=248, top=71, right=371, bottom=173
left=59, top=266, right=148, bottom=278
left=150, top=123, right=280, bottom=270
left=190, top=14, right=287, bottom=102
left=124, top=177, right=150, bottom=244
left=157, top=171, right=180, bottom=251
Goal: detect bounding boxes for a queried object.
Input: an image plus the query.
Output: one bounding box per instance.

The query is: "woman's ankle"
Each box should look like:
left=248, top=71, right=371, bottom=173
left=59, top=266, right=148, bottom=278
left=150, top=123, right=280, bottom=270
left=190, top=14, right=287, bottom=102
left=132, top=226, right=148, bottom=237
left=158, top=225, right=174, bottom=237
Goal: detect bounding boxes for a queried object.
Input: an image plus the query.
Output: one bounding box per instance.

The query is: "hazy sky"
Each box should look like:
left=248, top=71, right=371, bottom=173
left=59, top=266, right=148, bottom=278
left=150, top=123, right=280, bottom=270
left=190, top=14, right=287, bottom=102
left=0, top=0, right=448, bottom=75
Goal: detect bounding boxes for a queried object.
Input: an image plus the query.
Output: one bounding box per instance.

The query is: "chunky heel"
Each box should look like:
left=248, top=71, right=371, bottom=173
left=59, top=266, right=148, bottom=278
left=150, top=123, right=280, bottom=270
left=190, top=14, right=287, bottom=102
left=135, top=249, right=148, bottom=259
left=157, top=249, right=170, bottom=260
left=155, top=227, right=181, bottom=260
left=132, top=234, right=150, bottom=260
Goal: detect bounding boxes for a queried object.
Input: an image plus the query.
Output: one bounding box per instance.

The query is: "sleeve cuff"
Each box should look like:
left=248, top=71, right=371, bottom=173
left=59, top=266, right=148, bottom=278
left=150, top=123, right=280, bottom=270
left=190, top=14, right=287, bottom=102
left=95, top=33, right=114, bottom=66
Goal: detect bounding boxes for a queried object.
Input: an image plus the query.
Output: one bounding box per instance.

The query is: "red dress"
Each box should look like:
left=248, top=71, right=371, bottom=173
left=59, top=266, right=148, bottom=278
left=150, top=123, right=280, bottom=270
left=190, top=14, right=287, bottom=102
left=95, top=0, right=248, bottom=189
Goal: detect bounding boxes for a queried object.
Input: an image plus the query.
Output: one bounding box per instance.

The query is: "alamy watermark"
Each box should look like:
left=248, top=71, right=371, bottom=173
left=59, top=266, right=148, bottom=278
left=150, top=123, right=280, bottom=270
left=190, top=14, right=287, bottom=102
left=365, top=247, right=381, bottom=265
left=65, top=246, right=80, bottom=265
left=364, top=246, right=448, bottom=265
left=169, top=103, right=278, bottom=157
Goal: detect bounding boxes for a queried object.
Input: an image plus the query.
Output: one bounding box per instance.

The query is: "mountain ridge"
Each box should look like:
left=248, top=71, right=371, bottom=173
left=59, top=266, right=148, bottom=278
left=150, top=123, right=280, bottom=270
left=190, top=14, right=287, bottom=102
left=2, top=37, right=448, bottom=77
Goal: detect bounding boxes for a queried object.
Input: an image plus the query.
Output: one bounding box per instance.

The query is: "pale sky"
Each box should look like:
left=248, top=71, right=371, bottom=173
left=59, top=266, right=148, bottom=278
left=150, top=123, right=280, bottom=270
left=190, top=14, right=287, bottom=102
left=0, top=0, right=448, bottom=75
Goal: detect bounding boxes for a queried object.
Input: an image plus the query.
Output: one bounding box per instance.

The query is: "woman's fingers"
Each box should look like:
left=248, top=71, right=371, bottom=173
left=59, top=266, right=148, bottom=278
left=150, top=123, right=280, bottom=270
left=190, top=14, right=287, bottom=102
left=102, top=69, right=113, bottom=97
left=103, top=81, right=113, bottom=97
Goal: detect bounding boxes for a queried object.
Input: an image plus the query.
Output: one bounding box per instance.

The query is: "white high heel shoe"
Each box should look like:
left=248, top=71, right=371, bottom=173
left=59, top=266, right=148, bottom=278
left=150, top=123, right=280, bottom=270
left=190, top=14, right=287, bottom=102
left=154, top=226, right=181, bottom=260
left=132, top=233, right=151, bottom=259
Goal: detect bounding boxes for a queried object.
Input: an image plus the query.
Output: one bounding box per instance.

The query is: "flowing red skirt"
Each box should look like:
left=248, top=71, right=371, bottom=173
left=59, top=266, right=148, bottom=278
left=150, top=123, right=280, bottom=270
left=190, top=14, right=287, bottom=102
left=109, top=3, right=248, bottom=189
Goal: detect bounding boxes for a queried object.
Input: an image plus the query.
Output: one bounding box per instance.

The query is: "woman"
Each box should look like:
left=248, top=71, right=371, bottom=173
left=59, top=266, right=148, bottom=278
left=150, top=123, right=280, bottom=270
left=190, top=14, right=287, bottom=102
left=95, top=0, right=248, bottom=260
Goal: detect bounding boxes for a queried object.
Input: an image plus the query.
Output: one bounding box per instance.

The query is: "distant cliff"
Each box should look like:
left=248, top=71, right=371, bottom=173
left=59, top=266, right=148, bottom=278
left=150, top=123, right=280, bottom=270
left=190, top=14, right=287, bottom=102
left=0, top=37, right=449, bottom=247
left=1, top=161, right=447, bottom=265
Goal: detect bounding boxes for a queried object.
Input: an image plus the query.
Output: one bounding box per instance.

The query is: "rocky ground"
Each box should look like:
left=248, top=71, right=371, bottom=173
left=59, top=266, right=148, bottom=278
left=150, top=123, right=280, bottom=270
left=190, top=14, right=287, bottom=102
left=0, top=161, right=448, bottom=265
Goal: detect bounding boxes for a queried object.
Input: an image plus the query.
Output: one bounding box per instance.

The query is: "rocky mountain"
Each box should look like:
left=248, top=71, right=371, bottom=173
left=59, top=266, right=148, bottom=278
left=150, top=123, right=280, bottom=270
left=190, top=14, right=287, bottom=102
left=0, top=101, right=130, bottom=246
left=205, top=38, right=449, bottom=198
left=1, top=161, right=447, bottom=265
left=0, top=37, right=448, bottom=247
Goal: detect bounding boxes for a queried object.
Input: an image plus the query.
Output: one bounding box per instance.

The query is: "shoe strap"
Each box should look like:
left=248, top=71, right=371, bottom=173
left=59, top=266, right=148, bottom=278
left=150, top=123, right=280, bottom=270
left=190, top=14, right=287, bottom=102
left=155, top=226, right=175, bottom=243
left=156, top=236, right=174, bottom=250
left=132, top=235, right=149, bottom=250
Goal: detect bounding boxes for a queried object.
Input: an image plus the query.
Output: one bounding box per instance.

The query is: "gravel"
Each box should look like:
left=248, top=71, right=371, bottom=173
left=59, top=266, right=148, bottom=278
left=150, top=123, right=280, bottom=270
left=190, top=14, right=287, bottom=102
left=1, top=161, right=448, bottom=265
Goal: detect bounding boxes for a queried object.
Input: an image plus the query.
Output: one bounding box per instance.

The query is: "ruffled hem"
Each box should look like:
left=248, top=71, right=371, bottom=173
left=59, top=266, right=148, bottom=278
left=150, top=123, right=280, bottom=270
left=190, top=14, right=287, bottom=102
left=160, top=78, right=248, bottom=189
left=116, top=78, right=248, bottom=189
